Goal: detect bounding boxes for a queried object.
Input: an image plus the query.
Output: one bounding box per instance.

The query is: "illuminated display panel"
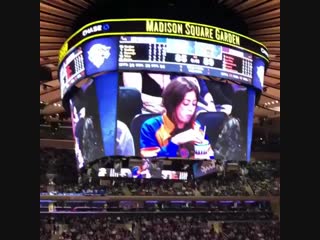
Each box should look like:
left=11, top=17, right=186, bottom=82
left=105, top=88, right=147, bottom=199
left=118, top=36, right=253, bottom=85
left=113, top=72, right=248, bottom=161
left=59, top=36, right=259, bottom=100
left=59, top=19, right=269, bottom=64
left=59, top=47, right=85, bottom=98
left=59, top=37, right=118, bottom=99
left=59, top=19, right=267, bottom=166
left=98, top=168, right=188, bottom=180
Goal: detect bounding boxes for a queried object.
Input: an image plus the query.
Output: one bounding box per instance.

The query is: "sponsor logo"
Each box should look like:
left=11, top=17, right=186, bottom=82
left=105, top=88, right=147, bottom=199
left=82, top=24, right=110, bottom=37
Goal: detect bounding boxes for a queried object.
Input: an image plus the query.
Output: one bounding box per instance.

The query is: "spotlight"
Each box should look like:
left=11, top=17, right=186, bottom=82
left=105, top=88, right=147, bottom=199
left=40, top=102, right=46, bottom=110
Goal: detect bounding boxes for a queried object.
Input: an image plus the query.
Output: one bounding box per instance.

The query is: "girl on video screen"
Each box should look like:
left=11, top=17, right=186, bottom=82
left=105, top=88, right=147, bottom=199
left=139, top=78, right=213, bottom=159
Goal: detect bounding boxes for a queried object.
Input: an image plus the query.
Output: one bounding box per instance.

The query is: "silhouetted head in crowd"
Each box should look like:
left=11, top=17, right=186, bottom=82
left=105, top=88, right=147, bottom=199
left=71, top=88, right=87, bottom=121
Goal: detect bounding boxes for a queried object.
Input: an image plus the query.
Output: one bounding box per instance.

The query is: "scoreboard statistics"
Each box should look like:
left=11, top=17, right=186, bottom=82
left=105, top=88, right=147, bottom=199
left=118, top=36, right=253, bottom=84
left=59, top=47, right=85, bottom=98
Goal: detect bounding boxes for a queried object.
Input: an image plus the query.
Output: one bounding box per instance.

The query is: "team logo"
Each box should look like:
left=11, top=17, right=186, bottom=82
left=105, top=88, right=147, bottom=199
left=256, top=65, right=265, bottom=86
left=87, top=43, right=111, bottom=68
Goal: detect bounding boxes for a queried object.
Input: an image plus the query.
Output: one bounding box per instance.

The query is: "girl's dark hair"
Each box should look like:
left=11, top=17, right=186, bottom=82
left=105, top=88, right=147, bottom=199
left=71, top=87, right=87, bottom=113
left=162, top=77, right=200, bottom=128
left=82, top=118, right=103, bottom=164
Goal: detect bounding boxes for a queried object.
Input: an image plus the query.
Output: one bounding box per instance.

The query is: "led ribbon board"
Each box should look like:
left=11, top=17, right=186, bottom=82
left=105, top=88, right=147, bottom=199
left=59, top=19, right=269, bottom=99
left=59, top=18, right=269, bottom=64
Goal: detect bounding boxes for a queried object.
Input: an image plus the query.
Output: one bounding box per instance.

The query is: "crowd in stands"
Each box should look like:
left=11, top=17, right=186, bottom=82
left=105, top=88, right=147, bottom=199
left=40, top=182, right=123, bottom=196
left=40, top=215, right=135, bottom=240
left=140, top=216, right=279, bottom=240
left=40, top=148, right=280, bottom=197
left=246, top=161, right=280, bottom=196
left=40, top=215, right=280, bottom=240
left=196, top=174, right=250, bottom=196
left=40, top=148, right=280, bottom=239
left=40, top=148, right=78, bottom=186
left=127, top=180, right=195, bottom=196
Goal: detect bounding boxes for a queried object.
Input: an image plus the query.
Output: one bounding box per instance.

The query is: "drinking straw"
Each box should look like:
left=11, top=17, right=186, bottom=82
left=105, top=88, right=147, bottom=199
left=203, top=126, right=206, bottom=141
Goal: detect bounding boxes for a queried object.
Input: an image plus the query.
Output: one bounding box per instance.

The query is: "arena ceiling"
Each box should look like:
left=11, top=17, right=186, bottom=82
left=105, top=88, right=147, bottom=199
left=40, top=0, right=280, bottom=126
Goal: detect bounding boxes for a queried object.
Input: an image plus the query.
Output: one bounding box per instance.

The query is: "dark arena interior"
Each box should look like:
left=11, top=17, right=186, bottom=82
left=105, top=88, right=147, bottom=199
left=40, top=1, right=280, bottom=239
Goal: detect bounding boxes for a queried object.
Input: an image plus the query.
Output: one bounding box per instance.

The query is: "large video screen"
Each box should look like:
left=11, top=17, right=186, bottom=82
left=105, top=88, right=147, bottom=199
left=69, top=81, right=105, bottom=168
left=91, top=72, right=248, bottom=161
left=60, top=20, right=269, bottom=167
left=70, top=71, right=249, bottom=167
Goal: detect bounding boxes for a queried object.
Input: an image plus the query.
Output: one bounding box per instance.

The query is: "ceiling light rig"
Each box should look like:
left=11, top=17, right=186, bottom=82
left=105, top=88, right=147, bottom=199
left=53, top=103, right=62, bottom=107
left=44, top=112, right=71, bottom=123
left=263, top=100, right=279, bottom=107
left=40, top=101, right=48, bottom=110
